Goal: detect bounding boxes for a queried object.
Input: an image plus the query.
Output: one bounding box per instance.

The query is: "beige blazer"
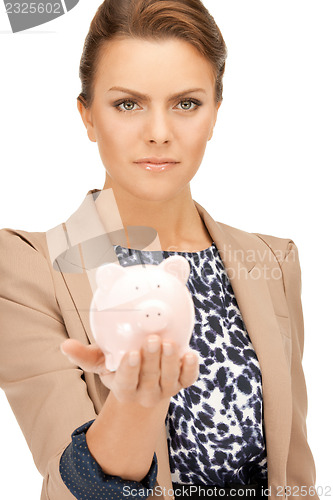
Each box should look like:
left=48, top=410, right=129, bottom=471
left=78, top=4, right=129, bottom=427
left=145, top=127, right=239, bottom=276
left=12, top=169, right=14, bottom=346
left=0, top=189, right=318, bottom=500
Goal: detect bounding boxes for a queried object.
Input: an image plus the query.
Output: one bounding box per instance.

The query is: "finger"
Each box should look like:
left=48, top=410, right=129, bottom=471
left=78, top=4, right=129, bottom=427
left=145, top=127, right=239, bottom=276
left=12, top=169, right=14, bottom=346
left=160, top=341, right=182, bottom=394
left=179, top=351, right=200, bottom=388
left=113, top=350, right=142, bottom=397
left=60, top=339, right=106, bottom=374
left=138, top=335, right=162, bottom=390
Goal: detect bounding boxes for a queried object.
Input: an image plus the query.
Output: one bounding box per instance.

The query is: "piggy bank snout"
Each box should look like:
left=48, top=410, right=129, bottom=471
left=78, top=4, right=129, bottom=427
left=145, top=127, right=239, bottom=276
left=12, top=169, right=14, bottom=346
left=137, top=299, right=171, bottom=333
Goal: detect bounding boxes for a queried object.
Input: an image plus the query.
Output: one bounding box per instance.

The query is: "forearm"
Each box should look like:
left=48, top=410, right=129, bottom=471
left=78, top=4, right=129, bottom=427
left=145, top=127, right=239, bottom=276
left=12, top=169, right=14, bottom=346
left=85, top=390, right=170, bottom=482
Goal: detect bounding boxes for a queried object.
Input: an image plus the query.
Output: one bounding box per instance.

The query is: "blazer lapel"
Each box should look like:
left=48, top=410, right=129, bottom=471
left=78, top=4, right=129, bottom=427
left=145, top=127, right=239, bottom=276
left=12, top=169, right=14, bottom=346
left=46, top=190, right=292, bottom=492
left=194, top=201, right=292, bottom=491
left=45, top=189, right=160, bottom=346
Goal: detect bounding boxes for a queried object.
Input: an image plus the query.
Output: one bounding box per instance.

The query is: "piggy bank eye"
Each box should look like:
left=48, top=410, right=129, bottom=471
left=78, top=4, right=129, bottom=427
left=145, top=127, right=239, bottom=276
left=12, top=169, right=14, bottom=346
left=135, top=286, right=139, bottom=290
left=157, top=284, right=160, bottom=288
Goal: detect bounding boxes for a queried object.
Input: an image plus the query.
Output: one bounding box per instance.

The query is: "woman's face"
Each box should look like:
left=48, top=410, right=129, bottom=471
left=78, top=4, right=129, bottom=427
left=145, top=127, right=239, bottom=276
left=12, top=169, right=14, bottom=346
left=78, top=37, right=221, bottom=202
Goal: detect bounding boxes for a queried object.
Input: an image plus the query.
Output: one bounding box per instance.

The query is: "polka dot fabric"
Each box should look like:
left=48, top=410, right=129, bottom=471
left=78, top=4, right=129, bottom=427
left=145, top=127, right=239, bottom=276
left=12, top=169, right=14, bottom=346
left=59, top=419, right=158, bottom=499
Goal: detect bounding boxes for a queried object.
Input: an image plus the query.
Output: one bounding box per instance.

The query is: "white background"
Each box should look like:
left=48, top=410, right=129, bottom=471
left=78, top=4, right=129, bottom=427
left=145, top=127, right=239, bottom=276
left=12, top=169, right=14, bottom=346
left=0, top=1, right=332, bottom=498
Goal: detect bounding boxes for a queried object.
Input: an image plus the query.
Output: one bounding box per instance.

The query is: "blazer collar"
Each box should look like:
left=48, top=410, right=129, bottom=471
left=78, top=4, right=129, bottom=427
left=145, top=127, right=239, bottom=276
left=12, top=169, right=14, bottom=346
left=46, top=188, right=292, bottom=490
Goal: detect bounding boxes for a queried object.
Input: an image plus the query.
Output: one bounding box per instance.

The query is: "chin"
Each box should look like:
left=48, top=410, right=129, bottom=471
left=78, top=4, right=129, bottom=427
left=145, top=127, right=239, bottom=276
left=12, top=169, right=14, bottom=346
left=128, top=183, right=183, bottom=203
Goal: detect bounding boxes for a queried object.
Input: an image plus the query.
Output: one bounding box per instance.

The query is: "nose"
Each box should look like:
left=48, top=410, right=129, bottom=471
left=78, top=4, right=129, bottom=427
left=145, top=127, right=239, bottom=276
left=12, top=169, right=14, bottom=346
left=143, top=107, right=173, bottom=144
left=137, top=299, right=170, bottom=333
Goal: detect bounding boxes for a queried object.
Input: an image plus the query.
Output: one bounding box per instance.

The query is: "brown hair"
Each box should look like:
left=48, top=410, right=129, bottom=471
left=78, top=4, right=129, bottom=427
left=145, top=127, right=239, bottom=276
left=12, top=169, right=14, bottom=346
left=77, top=0, right=228, bottom=109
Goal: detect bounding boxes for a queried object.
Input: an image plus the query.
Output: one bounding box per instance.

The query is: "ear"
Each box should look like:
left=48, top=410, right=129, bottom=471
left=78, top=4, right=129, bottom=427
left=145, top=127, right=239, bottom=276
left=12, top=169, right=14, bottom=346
left=159, top=255, right=191, bottom=284
left=95, top=263, right=125, bottom=291
left=77, top=98, right=97, bottom=143
left=208, top=100, right=222, bottom=141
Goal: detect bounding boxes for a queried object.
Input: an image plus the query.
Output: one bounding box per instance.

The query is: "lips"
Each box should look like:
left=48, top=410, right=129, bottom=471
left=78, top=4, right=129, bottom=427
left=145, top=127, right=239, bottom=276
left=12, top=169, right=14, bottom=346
left=134, top=158, right=179, bottom=173
left=134, top=157, right=179, bottom=165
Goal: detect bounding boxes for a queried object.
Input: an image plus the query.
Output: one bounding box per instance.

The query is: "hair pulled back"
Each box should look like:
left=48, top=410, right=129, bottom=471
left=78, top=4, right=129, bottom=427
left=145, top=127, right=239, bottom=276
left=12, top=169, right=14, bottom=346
left=78, top=0, right=228, bottom=109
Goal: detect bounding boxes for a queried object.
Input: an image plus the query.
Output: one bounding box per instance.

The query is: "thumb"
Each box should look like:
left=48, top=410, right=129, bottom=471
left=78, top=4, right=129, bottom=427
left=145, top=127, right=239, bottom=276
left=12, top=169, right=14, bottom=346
left=60, top=339, right=106, bottom=373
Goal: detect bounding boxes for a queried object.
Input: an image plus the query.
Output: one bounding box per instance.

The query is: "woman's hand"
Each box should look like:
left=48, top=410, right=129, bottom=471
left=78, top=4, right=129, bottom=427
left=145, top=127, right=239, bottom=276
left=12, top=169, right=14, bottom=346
left=60, top=335, right=200, bottom=408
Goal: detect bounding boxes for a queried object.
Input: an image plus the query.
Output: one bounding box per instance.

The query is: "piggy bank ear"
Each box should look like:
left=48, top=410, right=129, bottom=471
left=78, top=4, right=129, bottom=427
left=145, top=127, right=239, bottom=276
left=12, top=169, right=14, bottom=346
left=159, top=255, right=191, bottom=284
left=95, top=263, right=125, bottom=291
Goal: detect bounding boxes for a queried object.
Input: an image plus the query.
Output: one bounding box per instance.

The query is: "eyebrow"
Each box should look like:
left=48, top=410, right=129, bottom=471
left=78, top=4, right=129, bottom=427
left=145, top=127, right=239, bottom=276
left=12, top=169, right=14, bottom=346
left=108, top=86, right=207, bottom=101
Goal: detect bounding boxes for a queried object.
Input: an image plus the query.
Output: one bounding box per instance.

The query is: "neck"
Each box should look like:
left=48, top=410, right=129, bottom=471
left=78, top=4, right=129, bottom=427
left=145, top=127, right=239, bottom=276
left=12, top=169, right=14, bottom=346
left=97, top=180, right=211, bottom=251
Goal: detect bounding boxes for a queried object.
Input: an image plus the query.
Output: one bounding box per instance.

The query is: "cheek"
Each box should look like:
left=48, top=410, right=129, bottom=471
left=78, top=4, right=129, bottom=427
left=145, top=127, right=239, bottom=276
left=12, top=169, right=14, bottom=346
left=93, top=108, right=133, bottom=146
left=93, top=106, right=213, bottom=159
left=181, top=115, right=212, bottom=151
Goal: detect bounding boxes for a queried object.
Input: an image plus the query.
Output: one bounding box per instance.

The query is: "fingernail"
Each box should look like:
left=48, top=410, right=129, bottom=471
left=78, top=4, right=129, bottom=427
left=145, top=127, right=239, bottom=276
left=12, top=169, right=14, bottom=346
left=185, top=354, right=196, bottom=365
left=147, top=336, right=160, bottom=353
left=128, top=351, right=140, bottom=366
left=163, top=343, right=173, bottom=356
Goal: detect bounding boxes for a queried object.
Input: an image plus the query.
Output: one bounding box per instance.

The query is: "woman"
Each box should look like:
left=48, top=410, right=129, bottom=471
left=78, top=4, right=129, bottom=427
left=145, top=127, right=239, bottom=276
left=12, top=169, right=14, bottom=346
left=0, top=1, right=318, bottom=499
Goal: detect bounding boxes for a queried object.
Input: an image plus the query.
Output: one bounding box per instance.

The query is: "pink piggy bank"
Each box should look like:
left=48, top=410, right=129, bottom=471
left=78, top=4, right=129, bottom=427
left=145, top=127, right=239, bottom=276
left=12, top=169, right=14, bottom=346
left=89, top=255, right=195, bottom=372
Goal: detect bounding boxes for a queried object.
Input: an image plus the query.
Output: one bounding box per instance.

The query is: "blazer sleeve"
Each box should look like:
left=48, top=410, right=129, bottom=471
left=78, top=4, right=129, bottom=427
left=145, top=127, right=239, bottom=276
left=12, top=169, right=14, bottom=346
left=0, top=228, right=99, bottom=498
left=0, top=229, right=157, bottom=499
left=281, top=241, right=319, bottom=498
